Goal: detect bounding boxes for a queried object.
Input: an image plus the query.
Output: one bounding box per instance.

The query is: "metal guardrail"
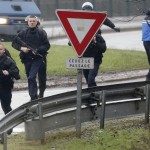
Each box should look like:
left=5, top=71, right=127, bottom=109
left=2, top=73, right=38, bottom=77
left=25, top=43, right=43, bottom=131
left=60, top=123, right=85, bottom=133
left=0, top=80, right=150, bottom=150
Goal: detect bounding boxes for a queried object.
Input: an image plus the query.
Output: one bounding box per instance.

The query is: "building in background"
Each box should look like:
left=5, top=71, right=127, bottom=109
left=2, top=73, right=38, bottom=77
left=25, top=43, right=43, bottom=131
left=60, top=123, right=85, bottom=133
left=34, top=0, right=150, bottom=21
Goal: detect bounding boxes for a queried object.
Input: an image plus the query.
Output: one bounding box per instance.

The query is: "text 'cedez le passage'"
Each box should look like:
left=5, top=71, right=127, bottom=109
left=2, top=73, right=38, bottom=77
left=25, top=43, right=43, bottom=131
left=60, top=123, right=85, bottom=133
left=66, top=58, right=94, bottom=69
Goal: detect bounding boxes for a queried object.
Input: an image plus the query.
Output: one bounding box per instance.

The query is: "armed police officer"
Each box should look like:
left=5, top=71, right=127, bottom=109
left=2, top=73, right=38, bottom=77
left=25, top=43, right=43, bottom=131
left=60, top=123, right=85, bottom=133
left=0, top=43, right=20, bottom=134
left=12, top=15, right=50, bottom=100
left=81, top=2, right=120, bottom=87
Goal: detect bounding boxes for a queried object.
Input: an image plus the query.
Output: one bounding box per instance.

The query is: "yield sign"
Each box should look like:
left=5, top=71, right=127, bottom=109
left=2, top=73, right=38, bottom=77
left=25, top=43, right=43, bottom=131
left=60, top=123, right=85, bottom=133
left=56, top=9, right=107, bottom=57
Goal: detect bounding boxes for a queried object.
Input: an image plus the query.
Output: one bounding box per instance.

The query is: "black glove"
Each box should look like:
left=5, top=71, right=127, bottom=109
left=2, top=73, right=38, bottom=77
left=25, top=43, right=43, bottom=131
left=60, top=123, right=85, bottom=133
left=68, top=41, right=72, bottom=46
left=114, top=27, right=120, bottom=32
left=14, top=74, right=20, bottom=80
left=12, top=71, right=20, bottom=80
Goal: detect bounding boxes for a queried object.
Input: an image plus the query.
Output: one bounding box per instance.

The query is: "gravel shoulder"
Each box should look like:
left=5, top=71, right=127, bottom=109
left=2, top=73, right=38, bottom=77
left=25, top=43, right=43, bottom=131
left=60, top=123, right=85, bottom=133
left=13, top=69, right=148, bottom=91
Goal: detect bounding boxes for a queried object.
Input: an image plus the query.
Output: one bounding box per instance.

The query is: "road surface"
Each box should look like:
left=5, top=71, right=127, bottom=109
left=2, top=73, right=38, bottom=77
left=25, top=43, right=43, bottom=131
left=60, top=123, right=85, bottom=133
left=51, top=30, right=144, bottom=51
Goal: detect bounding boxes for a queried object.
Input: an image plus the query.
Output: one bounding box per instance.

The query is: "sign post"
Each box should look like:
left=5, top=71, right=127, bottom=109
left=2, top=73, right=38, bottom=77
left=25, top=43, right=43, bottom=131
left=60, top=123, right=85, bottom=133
left=56, top=9, right=107, bottom=137
left=76, top=68, right=82, bottom=137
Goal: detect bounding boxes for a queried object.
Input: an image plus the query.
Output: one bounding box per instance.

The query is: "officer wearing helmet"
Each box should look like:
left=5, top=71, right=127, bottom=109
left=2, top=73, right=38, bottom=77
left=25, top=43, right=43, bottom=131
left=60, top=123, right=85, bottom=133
left=142, top=9, right=150, bottom=80
left=82, top=2, right=120, bottom=33
left=81, top=2, right=120, bottom=87
left=82, top=2, right=93, bottom=11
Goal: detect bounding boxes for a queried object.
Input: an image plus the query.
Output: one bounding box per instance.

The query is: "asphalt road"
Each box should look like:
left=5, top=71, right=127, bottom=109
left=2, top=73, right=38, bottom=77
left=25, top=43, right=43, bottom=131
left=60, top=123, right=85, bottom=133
left=51, top=30, right=144, bottom=51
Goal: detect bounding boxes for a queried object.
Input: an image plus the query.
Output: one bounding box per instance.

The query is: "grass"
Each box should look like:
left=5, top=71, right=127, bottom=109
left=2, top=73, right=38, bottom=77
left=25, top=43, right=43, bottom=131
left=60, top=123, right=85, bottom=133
left=101, top=49, right=148, bottom=72
left=1, top=43, right=150, bottom=149
left=4, top=43, right=149, bottom=79
left=1, top=116, right=150, bottom=150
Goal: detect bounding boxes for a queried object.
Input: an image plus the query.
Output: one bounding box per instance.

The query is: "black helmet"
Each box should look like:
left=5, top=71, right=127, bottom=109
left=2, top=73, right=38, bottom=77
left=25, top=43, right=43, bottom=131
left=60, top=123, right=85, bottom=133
left=82, top=2, right=93, bottom=11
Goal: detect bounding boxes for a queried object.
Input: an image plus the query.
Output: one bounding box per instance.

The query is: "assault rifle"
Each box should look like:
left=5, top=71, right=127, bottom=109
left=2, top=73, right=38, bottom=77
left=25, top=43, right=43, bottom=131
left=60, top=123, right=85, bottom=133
left=16, top=36, right=43, bottom=58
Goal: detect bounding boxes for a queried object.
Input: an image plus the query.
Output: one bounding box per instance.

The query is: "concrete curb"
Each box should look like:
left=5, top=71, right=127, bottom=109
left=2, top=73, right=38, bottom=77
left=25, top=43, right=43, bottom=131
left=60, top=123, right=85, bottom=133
left=13, top=69, right=147, bottom=91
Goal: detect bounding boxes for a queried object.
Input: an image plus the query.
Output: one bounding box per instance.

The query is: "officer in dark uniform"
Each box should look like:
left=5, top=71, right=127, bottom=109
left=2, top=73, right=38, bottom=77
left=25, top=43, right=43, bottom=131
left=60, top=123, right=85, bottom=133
left=81, top=2, right=120, bottom=87
left=12, top=15, right=50, bottom=100
left=0, top=43, right=20, bottom=135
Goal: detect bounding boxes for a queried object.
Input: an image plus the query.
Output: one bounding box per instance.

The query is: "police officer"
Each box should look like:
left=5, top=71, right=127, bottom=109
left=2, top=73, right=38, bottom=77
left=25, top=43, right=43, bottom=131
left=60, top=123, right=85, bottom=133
left=12, top=15, right=50, bottom=100
left=81, top=2, right=120, bottom=87
left=0, top=43, right=20, bottom=134
left=142, top=9, right=150, bottom=80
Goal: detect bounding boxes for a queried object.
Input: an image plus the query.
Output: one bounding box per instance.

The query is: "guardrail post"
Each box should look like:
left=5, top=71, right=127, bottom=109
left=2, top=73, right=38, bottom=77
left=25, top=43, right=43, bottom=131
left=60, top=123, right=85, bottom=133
left=76, top=69, right=82, bottom=138
left=100, top=90, right=106, bottom=129
left=38, top=102, right=45, bottom=144
left=24, top=102, right=45, bottom=142
left=145, top=84, right=150, bottom=123
left=3, top=132, right=7, bottom=150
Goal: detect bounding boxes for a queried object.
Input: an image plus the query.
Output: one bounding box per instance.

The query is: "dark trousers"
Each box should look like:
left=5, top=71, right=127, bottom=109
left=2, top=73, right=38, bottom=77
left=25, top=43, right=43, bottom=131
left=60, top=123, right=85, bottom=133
left=83, top=63, right=100, bottom=87
left=24, top=58, right=46, bottom=100
left=143, top=41, right=150, bottom=78
left=0, top=88, right=12, bottom=114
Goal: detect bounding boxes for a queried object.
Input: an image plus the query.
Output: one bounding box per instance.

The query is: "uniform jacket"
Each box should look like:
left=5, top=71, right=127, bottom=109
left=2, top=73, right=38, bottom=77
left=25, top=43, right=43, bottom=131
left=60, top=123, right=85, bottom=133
left=98, top=17, right=115, bottom=34
left=104, top=18, right=115, bottom=28
left=142, top=15, right=150, bottom=41
left=12, top=27, right=50, bottom=62
left=0, top=54, right=20, bottom=89
left=83, top=31, right=106, bottom=64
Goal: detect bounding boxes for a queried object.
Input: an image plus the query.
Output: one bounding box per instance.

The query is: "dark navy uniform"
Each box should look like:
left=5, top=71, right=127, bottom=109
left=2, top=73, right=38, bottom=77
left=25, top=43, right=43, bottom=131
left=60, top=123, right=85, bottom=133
left=0, top=54, right=20, bottom=114
left=83, top=32, right=106, bottom=87
left=12, top=26, right=50, bottom=100
left=81, top=2, right=120, bottom=87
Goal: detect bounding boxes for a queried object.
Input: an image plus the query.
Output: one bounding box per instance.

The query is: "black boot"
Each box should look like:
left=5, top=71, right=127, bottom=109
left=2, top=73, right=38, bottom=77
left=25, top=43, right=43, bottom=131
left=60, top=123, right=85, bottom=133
left=31, top=95, right=38, bottom=101
left=39, top=89, right=44, bottom=98
left=38, top=92, right=44, bottom=98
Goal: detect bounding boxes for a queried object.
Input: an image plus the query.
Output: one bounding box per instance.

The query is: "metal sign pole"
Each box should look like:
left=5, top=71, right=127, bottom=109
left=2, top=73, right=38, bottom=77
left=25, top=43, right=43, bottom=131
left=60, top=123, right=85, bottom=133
left=3, top=132, right=7, bottom=150
left=145, top=84, right=150, bottom=123
left=76, top=69, right=82, bottom=138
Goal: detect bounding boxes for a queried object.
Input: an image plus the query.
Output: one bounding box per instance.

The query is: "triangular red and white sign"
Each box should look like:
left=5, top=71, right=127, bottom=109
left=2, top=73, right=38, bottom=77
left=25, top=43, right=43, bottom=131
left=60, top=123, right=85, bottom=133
left=56, top=9, right=107, bottom=57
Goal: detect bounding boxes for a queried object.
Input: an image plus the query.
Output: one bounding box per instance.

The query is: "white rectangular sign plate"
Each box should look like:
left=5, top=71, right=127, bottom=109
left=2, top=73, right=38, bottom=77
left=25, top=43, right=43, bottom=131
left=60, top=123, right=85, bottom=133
left=66, top=57, right=94, bottom=69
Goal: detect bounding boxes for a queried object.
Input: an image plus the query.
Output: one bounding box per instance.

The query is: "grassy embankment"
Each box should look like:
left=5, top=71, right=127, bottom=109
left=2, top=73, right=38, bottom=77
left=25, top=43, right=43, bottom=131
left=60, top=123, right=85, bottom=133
left=0, top=43, right=149, bottom=150
left=0, top=117, right=150, bottom=150
left=4, top=42, right=149, bottom=79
